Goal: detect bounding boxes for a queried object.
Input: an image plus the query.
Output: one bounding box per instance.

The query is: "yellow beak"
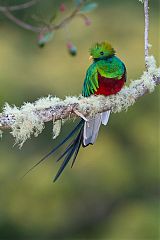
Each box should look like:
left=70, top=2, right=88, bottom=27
left=89, top=55, right=93, bottom=61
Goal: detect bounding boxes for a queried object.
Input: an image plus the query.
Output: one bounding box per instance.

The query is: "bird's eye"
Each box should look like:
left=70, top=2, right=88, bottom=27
left=100, top=51, right=104, bottom=55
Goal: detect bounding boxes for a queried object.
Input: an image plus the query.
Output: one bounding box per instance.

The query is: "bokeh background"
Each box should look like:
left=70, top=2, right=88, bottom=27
left=0, top=0, right=159, bottom=239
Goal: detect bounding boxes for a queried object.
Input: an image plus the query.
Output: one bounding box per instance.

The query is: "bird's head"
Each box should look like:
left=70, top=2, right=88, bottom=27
left=89, top=41, right=115, bottom=61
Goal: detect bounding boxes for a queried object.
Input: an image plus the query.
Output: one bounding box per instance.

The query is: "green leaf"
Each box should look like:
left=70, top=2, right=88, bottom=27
left=80, top=2, right=98, bottom=13
left=74, top=0, right=83, bottom=6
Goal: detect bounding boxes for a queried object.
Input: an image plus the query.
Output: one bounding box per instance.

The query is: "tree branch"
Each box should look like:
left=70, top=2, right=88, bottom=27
left=0, top=76, right=160, bottom=129
left=0, top=59, right=159, bottom=146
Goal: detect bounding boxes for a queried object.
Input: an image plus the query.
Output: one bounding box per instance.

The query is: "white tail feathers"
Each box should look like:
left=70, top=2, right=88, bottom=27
left=83, top=115, right=101, bottom=146
left=101, top=110, right=110, bottom=125
left=83, top=110, right=110, bottom=146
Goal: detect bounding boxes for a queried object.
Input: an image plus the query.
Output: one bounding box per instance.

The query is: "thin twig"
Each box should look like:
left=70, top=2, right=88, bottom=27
left=3, top=10, right=41, bottom=32
left=0, top=0, right=40, bottom=12
left=74, top=110, right=88, bottom=122
left=144, top=0, right=149, bottom=69
left=50, top=2, right=85, bottom=31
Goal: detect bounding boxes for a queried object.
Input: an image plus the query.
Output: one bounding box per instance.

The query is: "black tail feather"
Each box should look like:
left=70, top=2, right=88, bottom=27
left=53, top=128, right=83, bottom=182
left=40, top=119, right=84, bottom=162
left=56, top=140, right=75, bottom=162
left=22, top=120, right=84, bottom=179
left=71, top=129, right=83, bottom=168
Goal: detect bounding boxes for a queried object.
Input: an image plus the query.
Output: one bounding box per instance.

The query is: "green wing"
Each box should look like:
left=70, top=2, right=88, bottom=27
left=97, top=57, right=125, bottom=79
left=82, top=64, right=99, bottom=97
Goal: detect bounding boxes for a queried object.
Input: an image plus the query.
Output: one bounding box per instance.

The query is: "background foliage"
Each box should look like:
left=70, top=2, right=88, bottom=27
left=0, top=0, right=159, bottom=239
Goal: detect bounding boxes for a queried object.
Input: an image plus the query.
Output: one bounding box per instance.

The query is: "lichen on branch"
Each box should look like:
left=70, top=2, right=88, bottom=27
left=0, top=56, right=159, bottom=147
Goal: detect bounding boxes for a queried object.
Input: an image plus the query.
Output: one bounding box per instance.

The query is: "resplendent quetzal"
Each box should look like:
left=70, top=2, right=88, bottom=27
left=26, top=41, right=126, bottom=182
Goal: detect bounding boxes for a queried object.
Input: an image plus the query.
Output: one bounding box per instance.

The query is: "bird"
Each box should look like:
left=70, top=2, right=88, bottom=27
left=24, top=41, right=126, bottom=182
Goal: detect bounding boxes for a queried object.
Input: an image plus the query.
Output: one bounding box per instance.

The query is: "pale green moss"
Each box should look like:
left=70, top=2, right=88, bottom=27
left=52, top=120, right=62, bottom=139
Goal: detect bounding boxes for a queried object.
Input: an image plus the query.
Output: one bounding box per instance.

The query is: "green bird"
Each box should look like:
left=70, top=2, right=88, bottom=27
left=25, top=41, right=126, bottom=182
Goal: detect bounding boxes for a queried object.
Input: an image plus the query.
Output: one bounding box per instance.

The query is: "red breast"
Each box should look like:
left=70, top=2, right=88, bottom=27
left=95, top=72, right=126, bottom=96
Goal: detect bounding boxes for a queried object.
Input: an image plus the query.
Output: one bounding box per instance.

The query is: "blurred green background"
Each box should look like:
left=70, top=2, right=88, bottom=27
left=0, top=0, right=159, bottom=239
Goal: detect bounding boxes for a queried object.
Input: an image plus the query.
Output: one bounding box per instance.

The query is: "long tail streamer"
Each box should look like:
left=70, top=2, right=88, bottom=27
left=22, top=120, right=84, bottom=181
